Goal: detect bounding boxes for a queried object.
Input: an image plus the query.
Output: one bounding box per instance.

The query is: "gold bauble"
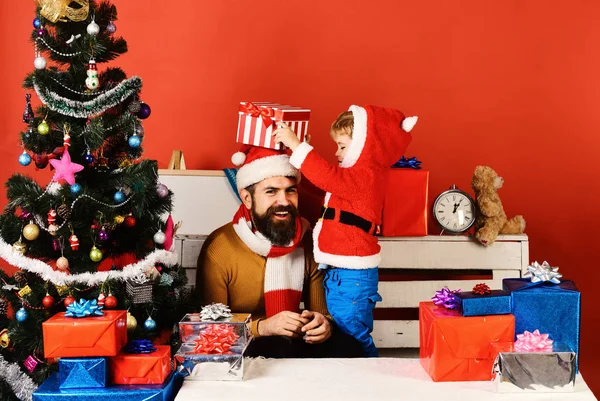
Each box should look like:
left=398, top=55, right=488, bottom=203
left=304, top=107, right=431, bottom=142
left=89, top=246, right=103, bottom=262
left=114, top=215, right=125, bottom=224
left=127, top=312, right=137, bottom=331
left=56, top=256, right=69, bottom=271
left=23, top=223, right=40, bottom=241
left=12, top=240, right=27, bottom=255
left=0, top=329, right=10, bottom=348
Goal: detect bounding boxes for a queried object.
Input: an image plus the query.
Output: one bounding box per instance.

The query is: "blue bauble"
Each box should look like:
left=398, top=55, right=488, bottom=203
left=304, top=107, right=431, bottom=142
left=84, top=153, right=94, bottom=164
left=19, top=153, right=31, bottom=166
left=33, top=18, right=41, bottom=28
left=144, top=317, right=157, bottom=331
left=70, top=183, right=82, bottom=194
left=114, top=191, right=126, bottom=203
left=128, top=135, right=142, bottom=148
left=16, top=308, right=28, bottom=322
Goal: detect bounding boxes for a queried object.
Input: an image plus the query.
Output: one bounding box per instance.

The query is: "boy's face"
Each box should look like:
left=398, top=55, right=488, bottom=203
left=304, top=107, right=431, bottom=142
left=333, top=133, right=352, bottom=164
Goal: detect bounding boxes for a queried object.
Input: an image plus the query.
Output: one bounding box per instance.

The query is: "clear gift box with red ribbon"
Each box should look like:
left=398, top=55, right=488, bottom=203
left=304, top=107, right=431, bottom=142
left=176, top=313, right=251, bottom=380
left=237, top=101, right=310, bottom=150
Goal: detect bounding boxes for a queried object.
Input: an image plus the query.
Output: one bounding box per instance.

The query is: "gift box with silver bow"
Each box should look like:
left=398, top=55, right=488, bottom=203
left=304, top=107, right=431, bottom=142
left=502, top=261, right=580, bottom=372
left=492, top=342, right=576, bottom=393
left=178, top=306, right=251, bottom=344
left=125, top=276, right=153, bottom=304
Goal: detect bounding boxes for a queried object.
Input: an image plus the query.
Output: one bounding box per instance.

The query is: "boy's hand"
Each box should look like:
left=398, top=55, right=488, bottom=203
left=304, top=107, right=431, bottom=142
left=272, top=122, right=302, bottom=151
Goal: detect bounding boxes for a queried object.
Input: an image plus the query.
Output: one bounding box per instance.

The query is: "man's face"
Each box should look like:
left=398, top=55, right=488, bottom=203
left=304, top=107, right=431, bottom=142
left=240, top=176, right=299, bottom=246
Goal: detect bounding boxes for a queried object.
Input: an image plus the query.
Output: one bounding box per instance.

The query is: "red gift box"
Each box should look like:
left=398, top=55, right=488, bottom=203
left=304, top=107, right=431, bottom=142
left=110, top=345, right=172, bottom=385
left=419, top=302, right=515, bottom=382
left=237, top=101, right=310, bottom=150
left=381, top=169, right=429, bottom=236
left=43, top=310, right=127, bottom=358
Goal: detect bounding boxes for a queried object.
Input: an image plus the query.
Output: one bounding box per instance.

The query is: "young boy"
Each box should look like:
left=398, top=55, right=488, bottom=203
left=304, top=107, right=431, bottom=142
left=273, top=105, right=417, bottom=356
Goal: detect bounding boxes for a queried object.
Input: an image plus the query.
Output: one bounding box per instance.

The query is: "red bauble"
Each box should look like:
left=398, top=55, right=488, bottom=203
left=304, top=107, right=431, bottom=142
left=64, top=295, right=76, bottom=307
left=42, top=294, right=55, bottom=309
left=124, top=216, right=136, bottom=227
left=104, top=294, right=117, bottom=309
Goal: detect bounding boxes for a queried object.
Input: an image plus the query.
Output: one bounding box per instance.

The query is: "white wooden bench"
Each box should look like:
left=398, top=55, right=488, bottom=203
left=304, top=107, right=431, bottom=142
left=160, top=170, right=529, bottom=348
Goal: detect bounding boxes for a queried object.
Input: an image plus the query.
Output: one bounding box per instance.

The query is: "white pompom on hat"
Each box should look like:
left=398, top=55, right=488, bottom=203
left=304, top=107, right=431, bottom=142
left=232, top=145, right=300, bottom=191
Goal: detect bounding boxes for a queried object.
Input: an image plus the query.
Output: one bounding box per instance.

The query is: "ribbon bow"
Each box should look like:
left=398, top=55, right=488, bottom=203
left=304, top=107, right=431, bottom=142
left=524, top=261, right=562, bottom=284
left=65, top=298, right=104, bottom=318
left=200, top=303, right=233, bottom=321
left=124, top=339, right=157, bottom=354
left=514, top=329, right=553, bottom=352
left=190, top=324, right=239, bottom=354
left=240, top=102, right=275, bottom=128
left=392, top=156, right=422, bottom=169
left=472, top=283, right=491, bottom=295
left=432, top=287, right=461, bottom=309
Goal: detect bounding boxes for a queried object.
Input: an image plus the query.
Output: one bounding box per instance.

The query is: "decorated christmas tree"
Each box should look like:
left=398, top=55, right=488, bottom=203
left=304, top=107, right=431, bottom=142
left=0, top=1, right=189, bottom=399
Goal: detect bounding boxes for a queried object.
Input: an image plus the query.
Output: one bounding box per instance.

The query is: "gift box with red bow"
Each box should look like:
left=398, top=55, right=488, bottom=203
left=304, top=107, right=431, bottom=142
left=236, top=102, right=310, bottom=150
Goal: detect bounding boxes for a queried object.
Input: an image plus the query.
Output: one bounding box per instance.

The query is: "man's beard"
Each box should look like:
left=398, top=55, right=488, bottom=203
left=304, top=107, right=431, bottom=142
left=251, top=203, right=298, bottom=246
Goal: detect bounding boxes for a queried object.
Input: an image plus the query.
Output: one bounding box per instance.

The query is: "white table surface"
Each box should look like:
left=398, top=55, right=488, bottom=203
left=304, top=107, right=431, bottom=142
left=175, top=357, right=597, bottom=401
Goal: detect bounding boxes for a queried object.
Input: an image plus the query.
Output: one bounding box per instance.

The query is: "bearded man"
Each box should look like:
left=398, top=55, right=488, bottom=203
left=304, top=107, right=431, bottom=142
left=197, top=146, right=363, bottom=358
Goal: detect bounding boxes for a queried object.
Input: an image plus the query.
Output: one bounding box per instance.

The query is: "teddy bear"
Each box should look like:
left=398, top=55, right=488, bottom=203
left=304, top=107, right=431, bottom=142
left=471, top=165, right=526, bottom=246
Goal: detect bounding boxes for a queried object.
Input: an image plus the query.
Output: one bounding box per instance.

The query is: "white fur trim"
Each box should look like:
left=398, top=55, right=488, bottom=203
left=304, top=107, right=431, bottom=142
left=341, top=105, right=367, bottom=168
left=264, top=247, right=305, bottom=292
left=232, top=216, right=272, bottom=256
left=289, top=142, right=313, bottom=169
left=236, top=154, right=300, bottom=191
left=231, top=151, right=246, bottom=166
left=312, top=220, right=381, bottom=269
left=402, top=116, right=418, bottom=132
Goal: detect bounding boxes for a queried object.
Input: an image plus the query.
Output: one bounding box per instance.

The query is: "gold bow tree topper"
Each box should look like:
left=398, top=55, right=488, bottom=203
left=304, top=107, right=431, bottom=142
left=37, top=0, right=89, bottom=23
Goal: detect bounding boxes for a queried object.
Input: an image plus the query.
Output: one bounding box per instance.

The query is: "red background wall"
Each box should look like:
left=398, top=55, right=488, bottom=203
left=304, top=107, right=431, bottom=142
left=1, top=0, right=598, bottom=390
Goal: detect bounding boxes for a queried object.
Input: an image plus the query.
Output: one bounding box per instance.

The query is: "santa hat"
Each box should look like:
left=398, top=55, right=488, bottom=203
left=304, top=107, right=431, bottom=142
left=232, top=145, right=300, bottom=192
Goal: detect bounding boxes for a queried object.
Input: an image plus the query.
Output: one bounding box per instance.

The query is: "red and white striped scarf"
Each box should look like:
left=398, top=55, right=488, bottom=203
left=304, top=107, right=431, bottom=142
left=232, top=204, right=307, bottom=317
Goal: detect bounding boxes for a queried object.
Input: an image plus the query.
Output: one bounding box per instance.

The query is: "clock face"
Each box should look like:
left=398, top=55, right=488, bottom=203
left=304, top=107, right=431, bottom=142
left=433, top=190, right=475, bottom=233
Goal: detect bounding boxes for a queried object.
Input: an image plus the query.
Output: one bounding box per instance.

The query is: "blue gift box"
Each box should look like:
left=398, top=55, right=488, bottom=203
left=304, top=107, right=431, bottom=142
left=454, top=289, right=512, bottom=316
left=33, top=372, right=183, bottom=401
left=59, top=358, right=107, bottom=389
left=502, top=278, right=580, bottom=371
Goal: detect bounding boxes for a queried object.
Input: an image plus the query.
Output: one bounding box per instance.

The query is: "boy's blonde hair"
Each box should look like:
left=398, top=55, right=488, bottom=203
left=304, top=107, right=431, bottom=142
left=330, top=111, right=354, bottom=139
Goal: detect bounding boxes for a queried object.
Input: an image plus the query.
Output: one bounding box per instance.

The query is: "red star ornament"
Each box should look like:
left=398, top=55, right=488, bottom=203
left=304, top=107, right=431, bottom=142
left=49, top=149, right=84, bottom=185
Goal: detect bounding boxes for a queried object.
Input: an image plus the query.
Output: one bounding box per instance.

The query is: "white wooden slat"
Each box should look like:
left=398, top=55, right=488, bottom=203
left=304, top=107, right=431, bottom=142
left=377, top=273, right=521, bottom=308
left=379, top=238, right=525, bottom=270
left=373, top=320, right=419, bottom=348
left=185, top=267, right=196, bottom=287
left=180, top=236, right=206, bottom=267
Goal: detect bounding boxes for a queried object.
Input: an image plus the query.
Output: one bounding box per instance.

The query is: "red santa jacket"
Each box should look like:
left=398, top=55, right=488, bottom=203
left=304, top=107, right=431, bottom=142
left=289, top=105, right=416, bottom=269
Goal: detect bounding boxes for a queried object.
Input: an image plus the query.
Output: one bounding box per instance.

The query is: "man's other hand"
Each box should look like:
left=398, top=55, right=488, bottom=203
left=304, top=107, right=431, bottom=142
left=258, top=311, right=309, bottom=338
left=300, top=310, right=332, bottom=344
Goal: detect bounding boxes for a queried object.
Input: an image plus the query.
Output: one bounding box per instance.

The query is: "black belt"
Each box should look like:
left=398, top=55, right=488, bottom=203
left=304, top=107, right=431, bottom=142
left=320, top=207, right=378, bottom=236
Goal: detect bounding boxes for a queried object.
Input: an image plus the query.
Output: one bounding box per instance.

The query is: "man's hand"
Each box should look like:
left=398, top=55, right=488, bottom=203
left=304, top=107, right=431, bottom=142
left=258, top=311, right=309, bottom=338
left=272, top=122, right=302, bottom=151
left=300, top=310, right=332, bottom=344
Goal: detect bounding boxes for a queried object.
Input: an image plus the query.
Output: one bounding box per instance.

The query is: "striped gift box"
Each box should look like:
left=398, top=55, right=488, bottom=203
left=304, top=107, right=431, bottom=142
left=237, top=102, right=310, bottom=150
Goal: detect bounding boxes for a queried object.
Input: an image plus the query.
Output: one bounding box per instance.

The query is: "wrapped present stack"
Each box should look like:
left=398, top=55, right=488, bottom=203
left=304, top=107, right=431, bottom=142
left=33, top=299, right=182, bottom=400
left=419, top=261, right=581, bottom=393
left=175, top=303, right=251, bottom=380
left=381, top=156, right=429, bottom=236
left=237, top=101, right=310, bottom=150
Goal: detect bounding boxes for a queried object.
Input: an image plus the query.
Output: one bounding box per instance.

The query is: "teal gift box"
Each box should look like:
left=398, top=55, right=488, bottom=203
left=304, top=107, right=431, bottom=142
left=454, top=289, right=512, bottom=317
left=59, top=357, right=107, bottom=389
left=502, top=278, right=580, bottom=371
left=33, top=372, right=182, bottom=401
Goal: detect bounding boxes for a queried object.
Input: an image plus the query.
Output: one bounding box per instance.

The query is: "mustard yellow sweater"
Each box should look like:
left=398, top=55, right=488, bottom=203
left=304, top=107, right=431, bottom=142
left=196, top=222, right=329, bottom=337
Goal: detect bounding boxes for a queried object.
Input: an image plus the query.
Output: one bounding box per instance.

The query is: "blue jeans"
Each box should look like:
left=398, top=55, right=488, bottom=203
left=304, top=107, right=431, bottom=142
left=321, top=266, right=382, bottom=357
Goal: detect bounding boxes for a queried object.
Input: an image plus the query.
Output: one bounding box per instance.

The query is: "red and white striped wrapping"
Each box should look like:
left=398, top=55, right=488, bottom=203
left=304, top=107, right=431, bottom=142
left=237, top=102, right=311, bottom=150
